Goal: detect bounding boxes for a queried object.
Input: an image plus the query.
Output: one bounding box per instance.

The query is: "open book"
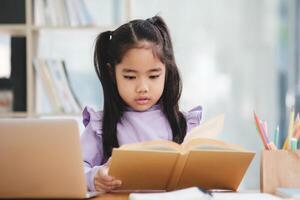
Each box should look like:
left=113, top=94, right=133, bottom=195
left=108, top=114, right=255, bottom=192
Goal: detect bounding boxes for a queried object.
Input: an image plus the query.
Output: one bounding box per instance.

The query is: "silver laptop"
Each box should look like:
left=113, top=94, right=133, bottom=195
left=0, top=118, right=101, bottom=199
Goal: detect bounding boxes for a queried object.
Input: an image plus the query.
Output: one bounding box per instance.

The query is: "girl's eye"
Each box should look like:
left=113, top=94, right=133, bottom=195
left=149, top=75, right=160, bottom=79
left=124, top=75, right=136, bottom=80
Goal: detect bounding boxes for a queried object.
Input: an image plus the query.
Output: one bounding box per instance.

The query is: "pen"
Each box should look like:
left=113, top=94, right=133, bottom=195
left=261, top=121, right=277, bottom=150
left=283, top=107, right=295, bottom=150
left=290, top=137, right=298, bottom=150
left=263, top=120, right=270, bottom=138
left=274, top=125, right=279, bottom=149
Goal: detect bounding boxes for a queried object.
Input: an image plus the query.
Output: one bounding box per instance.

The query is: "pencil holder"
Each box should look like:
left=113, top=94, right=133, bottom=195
left=260, top=150, right=300, bottom=194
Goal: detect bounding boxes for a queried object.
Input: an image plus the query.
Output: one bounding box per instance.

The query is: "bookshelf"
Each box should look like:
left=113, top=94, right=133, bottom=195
left=0, top=0, right=132, bottom=118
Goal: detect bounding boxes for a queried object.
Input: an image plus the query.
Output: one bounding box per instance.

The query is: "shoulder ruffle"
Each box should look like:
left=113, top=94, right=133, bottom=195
left=185, top=105, right=202, bottom=128
left=82, top=106, right=103, bottom=136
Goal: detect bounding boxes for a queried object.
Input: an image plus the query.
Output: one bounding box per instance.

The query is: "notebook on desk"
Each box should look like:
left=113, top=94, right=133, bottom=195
left=0, top=118, right=101, bottom=199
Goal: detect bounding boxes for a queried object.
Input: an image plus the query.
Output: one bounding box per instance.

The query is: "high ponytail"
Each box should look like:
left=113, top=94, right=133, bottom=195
left=94, top=31, right=122, bottom=160
left=94, top=31, right=112, bottom=82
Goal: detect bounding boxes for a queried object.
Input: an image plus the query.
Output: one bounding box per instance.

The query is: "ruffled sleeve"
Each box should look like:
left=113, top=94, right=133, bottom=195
left=82, top=106, right=103, bottom=136
left=80, top=106, right=104, bottom=191
left=184, top=105, right=203, bottom=133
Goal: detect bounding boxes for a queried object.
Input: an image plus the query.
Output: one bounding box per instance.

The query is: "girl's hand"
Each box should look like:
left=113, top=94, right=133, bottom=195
left=93, top=159, right=122, bottom=192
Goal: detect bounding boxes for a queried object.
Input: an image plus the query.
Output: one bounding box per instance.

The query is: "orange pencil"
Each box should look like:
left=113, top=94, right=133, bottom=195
left=254, top=111, right=270, bottom=150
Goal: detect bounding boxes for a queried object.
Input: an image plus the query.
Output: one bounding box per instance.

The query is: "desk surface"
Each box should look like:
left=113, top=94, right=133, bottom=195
left=91, top=191, right=282, bottom=200
left=6, top=192, right=282, bottom=200
left=93, top=193, right=128, bottom=200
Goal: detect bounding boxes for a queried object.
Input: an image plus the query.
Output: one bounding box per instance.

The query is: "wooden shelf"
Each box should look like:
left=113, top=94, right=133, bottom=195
left=0, top=112, right=28, bottom=118
left=0, top=112, right=82, bottom=118
left=30, top=25, right=117, bottom=31
left=34, top=112, right=82, bottom=117
left=0, top=24, right=26, bottom=36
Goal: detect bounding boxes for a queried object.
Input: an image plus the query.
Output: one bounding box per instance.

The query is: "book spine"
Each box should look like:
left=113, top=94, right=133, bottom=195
left=47, top=0, right=58, bottom=26
left=44, top=59, right=82, bottom=113
left=35, top=68, right=53, bottom=113
left=0, top=0, right=25, bottom=24
left=65, top=0, right=80, bottom=26
left=45, top=59, right=71, bottom=113
left=61, top=61, right=82, bottom=112
left=56, top=60, right=81, bottom=113
left=10, top=37, right=27, bottom=112
left=33, top=59, right=63, bottom=113
left=61, top=0, right=71, bottom=26
left=34, top=0, right=45, bottom=26
left=78, top=0, right=94, bottom=25
left=73, top=0, right=86, bottom=25
left=166, top=153, right=190, bottom=191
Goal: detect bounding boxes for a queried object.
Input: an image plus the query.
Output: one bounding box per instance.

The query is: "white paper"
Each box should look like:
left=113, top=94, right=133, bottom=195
left=129, top=187, right=212, bottom=200
left=0, top=34, right=11, bottom=78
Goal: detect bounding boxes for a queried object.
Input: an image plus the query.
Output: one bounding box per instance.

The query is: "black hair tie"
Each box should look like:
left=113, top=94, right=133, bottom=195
left=108, top=31, right=113, bottom=40
left=147, top=17, right=156, bottom=25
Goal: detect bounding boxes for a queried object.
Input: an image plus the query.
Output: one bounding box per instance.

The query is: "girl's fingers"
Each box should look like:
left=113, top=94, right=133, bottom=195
left=99, top=173, right=114, bottom=182
left=94, top=181, right=112, bottom=192
left=94, top=179, right=122, bottom=192
left=112, top=179, right=122, bottom=187
left=101, top=178, right=122, bottom=187
left=96, top=165, right=113, bottom=182
left=94, top=164, right=122, bottom=192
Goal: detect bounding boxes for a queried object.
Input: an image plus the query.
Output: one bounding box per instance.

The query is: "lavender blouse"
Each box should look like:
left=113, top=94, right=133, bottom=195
left=80, top=104, right=202, bottom=191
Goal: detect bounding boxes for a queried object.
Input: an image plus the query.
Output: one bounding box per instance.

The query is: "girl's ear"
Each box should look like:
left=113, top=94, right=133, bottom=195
left=107, top=63, right=116, bottom=83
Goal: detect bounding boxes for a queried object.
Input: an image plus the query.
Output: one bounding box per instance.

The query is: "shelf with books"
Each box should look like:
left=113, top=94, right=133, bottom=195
left=30, top=0, right=129, bottom=116
left=0, top=0, right=131, bottom=118
left=33, top=58, right=82, bottom=115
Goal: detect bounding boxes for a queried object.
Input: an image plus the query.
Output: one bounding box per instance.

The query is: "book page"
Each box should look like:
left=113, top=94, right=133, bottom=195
left=183, top=114, right=225, bottom=144
left=181, top=138, right=246, bottom=152
left=120, top=140, right=181, bottom=152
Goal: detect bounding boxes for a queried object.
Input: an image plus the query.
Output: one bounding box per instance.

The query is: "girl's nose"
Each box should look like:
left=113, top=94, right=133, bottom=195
left=136, top=80, right=149, bottom=93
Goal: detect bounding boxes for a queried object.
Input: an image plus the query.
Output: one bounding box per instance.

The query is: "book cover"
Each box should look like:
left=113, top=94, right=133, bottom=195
left=0, top=0, right=25, bottom=24
left=108, top=115, right=255, bottom=192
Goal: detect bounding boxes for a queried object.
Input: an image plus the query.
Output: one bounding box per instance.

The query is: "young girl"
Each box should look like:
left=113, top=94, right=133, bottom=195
left=80, top=15, right=202, bottom=192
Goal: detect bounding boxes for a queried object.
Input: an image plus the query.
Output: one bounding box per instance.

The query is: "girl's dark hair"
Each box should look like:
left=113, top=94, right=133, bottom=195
left=94, top=15, right=187, bottom=160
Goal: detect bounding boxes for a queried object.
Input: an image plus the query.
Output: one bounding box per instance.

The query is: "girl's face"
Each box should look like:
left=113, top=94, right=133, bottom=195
left=115, top=46, right=166, bottom=111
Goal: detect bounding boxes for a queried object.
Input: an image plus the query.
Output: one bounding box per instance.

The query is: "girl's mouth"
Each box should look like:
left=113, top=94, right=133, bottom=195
left=135, top=97, right=150, bottom=105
